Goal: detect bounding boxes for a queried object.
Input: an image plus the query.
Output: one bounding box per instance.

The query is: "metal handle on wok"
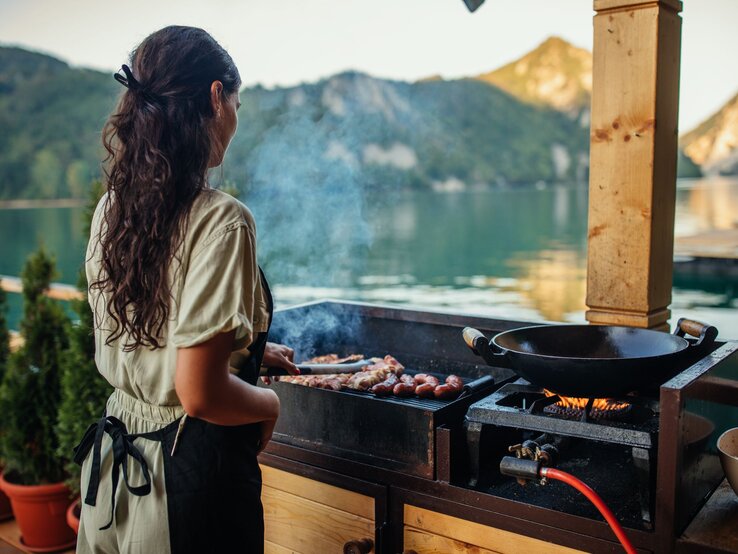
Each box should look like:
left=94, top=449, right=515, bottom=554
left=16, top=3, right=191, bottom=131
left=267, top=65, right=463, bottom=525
left=462, top=327, right=507, bottom=366
left=674, top=318, right=718, bottom=348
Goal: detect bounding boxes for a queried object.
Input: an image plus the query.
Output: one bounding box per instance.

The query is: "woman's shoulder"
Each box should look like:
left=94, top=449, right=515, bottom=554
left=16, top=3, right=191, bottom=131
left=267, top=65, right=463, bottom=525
left=186, top=188, right=256, bottom=253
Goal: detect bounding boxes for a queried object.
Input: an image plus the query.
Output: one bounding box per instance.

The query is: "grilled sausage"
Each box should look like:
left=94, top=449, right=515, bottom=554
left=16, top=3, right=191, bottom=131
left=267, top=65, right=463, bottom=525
left=413, top=374, right=440, bottom=386
left=414, top=374, right=440, bottom=398
left=393, top=374, right=417, bottom=397
left=371, top=373, right=399, bottom=396
left=434, top=375, right=463, bottom=399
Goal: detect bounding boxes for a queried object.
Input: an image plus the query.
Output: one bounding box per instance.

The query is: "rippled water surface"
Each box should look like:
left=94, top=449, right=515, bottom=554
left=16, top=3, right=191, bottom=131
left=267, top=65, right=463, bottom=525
left=1, top=177, right=736, bottom=338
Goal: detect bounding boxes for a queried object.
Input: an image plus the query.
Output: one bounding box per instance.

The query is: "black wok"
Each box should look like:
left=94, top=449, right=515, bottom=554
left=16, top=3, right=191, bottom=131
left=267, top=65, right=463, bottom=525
left=463, top=318, right=718, bottom=398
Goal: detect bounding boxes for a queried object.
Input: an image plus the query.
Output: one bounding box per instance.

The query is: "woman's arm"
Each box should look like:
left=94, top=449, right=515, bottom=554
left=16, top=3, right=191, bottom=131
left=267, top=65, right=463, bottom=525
left=175, top=329, right=280, bottom=426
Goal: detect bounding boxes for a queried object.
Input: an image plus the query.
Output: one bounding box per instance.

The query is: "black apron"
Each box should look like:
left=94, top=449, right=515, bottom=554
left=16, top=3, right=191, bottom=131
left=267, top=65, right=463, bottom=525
left=75, top=268, right=274, bottom=554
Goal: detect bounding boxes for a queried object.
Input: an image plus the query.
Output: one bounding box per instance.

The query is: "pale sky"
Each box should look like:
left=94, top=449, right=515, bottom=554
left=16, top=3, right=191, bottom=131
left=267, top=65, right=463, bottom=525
left=0, top=0, right=736, bottom=131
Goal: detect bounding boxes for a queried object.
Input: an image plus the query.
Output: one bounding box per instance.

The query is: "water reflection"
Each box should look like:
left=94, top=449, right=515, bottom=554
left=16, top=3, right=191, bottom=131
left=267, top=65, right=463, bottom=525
left=508, top=249, right=587, bottom=322
left=0, top=205, right=87, bottom=283
left=0, top=179, right=736, bottom=338
left=675, top=177, right=738, bottom=236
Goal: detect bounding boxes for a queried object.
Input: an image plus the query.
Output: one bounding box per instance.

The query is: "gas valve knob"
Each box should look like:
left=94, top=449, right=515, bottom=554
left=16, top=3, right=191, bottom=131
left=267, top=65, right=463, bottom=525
left=537, top=443, right=560, bottom=466
left=343, top=538, right=374, bottom=554
left=509, top=443, right=524, bottom=458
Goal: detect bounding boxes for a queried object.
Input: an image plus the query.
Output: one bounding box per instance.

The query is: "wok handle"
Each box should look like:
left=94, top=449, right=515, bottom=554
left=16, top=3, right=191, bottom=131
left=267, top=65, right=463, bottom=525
left=463, top=327, right=488, bottom=351
left=462, top=327, right=506, bottom=365
left=674, top=318, right=718, bottom=348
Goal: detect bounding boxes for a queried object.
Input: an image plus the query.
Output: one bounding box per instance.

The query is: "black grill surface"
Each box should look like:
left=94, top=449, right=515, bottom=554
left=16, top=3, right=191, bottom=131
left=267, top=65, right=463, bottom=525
left=266, top=301, right=516, bottom=479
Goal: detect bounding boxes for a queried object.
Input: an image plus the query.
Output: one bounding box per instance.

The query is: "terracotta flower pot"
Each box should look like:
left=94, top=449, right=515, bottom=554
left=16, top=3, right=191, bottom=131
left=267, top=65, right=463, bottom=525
left=66, top=498, right=80, bottom=535
left=0, top=486, right=13, bottom=522
left=0, top=473, right=76, bottom=552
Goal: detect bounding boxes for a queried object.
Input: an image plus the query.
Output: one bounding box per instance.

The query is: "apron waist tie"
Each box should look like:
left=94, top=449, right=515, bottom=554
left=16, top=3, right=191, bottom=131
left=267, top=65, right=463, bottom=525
left=74, top=415, right=164, bottom=530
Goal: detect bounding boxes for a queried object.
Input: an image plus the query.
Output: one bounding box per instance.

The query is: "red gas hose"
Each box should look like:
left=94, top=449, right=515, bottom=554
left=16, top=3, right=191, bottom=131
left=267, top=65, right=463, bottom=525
left=541, top=467, right=637, bottom=554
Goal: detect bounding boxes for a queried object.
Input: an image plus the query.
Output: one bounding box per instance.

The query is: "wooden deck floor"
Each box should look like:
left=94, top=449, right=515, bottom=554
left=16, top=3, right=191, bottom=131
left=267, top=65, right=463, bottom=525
left=0, top=519, right=74, bottom=554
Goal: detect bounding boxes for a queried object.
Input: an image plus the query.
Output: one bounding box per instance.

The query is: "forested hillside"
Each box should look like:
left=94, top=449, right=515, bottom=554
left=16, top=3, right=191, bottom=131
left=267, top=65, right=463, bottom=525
left=0, top=38, right=719, bottom=200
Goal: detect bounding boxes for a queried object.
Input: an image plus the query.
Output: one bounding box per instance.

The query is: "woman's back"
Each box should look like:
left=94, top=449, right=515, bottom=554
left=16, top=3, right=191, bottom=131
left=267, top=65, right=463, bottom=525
left=76, top=26, right=289, bottom=554
left=86, top=188, right=270, bottom=407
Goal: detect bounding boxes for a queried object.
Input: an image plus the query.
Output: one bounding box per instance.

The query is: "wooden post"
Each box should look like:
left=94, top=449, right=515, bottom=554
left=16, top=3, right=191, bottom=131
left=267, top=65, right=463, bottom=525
left=586, top=0, right=683, bottom=330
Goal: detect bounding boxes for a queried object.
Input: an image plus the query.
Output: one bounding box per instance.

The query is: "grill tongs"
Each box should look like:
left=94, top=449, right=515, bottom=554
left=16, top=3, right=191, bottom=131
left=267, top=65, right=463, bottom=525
left=257, top=359, right=372, bottom=377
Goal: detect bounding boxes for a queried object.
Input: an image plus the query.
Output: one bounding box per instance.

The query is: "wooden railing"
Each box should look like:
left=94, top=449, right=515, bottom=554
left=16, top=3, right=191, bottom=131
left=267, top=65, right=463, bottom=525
left=1, top=275, right=85, bottom=351
left=0, top=275, right=84, bottom=302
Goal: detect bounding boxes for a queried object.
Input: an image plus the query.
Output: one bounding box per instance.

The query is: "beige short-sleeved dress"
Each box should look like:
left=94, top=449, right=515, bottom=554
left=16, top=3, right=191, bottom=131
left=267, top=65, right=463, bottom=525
left=75, top=188, right=272, bottom=554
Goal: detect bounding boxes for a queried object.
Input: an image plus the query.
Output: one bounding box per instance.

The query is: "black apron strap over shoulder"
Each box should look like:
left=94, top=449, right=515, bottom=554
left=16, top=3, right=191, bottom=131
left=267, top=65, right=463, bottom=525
left=235, top=266, right=274, bottom=384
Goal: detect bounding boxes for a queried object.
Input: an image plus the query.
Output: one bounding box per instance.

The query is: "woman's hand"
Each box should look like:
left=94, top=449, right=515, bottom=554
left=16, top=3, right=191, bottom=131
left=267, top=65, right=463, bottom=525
left=261, top=342, right=298, bottom=385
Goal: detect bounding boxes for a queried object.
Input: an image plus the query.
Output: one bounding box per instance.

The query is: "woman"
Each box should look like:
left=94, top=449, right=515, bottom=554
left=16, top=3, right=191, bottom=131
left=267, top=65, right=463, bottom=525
left=75, top=26, right=297, bottom=553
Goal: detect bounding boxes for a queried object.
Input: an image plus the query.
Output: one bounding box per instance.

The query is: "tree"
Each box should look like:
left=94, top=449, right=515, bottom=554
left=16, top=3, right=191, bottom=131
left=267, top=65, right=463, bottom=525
left=0, top=246, right=69, bottom=484
left=29, top=148, right=63, bottom=199
left=65, top=160, right=91, bottom=199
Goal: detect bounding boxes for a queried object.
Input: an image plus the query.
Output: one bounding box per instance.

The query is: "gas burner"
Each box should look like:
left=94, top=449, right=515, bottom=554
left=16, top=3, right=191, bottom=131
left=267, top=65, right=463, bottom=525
left=542, top=390, right=632, bottom=422
left=464, top=379, right=662, bottom=526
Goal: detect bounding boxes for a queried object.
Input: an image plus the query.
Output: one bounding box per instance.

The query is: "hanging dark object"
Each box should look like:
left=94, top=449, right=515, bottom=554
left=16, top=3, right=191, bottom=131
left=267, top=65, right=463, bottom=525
left=463, top=0, right=485, bottom=12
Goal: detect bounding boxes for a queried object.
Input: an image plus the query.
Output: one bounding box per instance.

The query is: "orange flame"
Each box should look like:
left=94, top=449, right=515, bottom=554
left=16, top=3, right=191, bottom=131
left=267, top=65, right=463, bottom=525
left=543, top=390, right=630, bottom=412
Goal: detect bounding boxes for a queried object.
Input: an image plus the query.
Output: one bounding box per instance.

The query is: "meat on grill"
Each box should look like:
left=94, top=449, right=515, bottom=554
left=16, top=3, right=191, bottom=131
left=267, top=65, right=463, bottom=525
left=277, top=354, right=404, bottom=392
left=303, top=353, right=366, bottom=364
left=277, top=354, right=462, bottom=399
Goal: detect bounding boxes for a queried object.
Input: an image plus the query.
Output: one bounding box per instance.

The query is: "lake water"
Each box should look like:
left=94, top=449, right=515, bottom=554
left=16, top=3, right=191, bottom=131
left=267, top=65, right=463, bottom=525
left=1, top=177, right=737, bottom=339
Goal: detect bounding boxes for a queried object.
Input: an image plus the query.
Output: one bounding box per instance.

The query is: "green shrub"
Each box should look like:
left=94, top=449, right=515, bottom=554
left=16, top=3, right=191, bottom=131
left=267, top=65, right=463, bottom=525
left=56, top=181, right=111, bottom=495
left=0, top=288, right=9, bottom=381
left=0, top=246, right=69, bottom=484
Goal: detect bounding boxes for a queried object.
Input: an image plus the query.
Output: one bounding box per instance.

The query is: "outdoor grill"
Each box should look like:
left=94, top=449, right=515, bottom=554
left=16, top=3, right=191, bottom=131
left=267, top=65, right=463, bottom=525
left=267, top=300, right=517, bottom=479
left=264, top=300, right=738, bottom=552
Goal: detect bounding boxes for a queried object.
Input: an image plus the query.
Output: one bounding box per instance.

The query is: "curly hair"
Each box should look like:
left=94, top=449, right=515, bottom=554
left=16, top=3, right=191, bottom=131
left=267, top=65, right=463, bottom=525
left=91, top=26, right=241, bottom=350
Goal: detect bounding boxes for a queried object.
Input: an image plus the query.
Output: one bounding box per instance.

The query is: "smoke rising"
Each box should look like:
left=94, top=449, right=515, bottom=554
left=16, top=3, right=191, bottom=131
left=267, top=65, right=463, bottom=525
left=270, top=303, right=364, bottom=362
left=235, top=72, right=419, bottom=293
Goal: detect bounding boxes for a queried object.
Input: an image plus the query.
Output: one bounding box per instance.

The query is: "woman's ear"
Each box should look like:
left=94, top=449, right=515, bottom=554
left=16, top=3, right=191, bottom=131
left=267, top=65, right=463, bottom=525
left=210, top=80, right=224, bottom=116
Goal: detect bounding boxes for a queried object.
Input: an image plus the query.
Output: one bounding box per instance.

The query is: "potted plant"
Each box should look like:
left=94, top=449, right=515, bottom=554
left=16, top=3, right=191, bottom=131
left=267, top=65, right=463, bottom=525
left=0, top=246, right=76, bottom=551
left=0, top=287, right=14, bottom=521
left=56, top=181, right=111, bottom=535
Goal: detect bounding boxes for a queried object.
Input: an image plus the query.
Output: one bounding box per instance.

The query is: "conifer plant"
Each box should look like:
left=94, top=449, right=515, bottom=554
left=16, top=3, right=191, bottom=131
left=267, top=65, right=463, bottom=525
left=0, top=246, right=69, bottom=484
left=0, top=246, right=78, bottom=549
left=0, top=287, right=12, bottom=520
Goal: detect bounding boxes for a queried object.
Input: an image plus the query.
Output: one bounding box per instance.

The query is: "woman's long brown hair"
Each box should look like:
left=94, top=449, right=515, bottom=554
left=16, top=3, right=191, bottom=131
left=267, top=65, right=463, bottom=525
left=91, top=26, right=241, bottom=350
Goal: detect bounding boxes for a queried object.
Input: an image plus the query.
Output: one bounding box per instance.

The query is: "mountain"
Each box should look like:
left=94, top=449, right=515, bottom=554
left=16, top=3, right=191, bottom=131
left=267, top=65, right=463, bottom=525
left=475, top=36, right=592, bottom=125
left=227, top=71, right=590, bottom=196
left=469, top=37, right=708, bottom=177
left=0, top=39, right=722, bottom=200
left=0, top=47, right=118, bottom=199
left=0, top=46, right=589, bottom=200
left=681, top=92, right=738, bottom=175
